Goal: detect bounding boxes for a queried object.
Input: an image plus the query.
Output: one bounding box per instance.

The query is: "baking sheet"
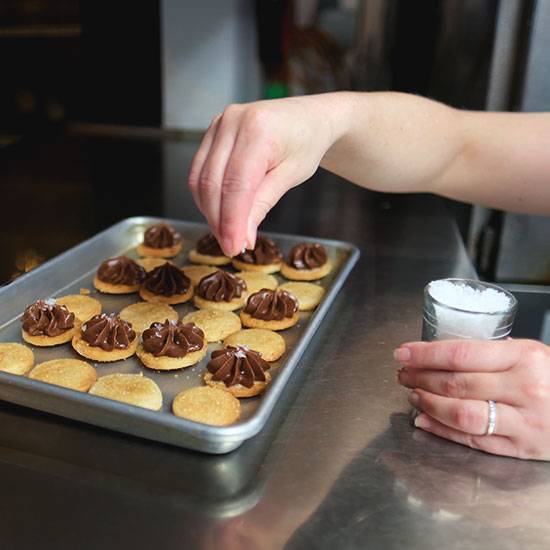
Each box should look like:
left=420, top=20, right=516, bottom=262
left=0, top=217, right=359, bottom=453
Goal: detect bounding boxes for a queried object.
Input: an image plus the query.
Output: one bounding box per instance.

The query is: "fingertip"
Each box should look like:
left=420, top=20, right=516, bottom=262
left=394, top=346, right=411, bottom=364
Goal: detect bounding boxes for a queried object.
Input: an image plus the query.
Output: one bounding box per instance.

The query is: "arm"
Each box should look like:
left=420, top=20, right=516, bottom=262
left=188, top=92, right=550, bottom=257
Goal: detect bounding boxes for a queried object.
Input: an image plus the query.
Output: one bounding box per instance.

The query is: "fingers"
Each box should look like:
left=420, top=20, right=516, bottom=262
left=398, top=368, right=519, bottom=405
left=409, top=389, right=521, bottom=436
left=413, top=413, right=520, bottom=458
left=394, top=339, right=524, bottom=372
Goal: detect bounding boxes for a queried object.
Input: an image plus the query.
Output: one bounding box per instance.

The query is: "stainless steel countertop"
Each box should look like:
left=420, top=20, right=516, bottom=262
left=1, top=138, right=549, bottom=549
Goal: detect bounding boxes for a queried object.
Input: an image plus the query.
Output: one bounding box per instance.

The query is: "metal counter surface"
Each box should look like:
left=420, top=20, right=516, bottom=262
left=1, top=137, right=549, bottom=549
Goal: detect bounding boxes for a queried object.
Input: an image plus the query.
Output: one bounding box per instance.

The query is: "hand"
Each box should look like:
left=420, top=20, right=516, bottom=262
left=187, top=95, right=348, bottom=257
left=395, top=338, right=550, bottom=460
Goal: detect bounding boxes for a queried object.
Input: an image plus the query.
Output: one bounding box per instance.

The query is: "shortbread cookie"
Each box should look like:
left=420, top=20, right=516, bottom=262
left=72, top=313, right=138, bottom=362
left=279, top=282, right=325, bottom=311
left=137, top=222, right=182, bottom=258
left=21, top=299, right=79, bottom=346
left=232, top=236, right=282, bottom=273
left=188, top=233, right=231, bottom=266
left=93, top=256, right=146, bottom=294
left=119, top=302, right=178, bottom=333
left=137, top=320, right=207, bottom=370
left=204, top=346, right=272, bottom=397
left=172, top=386, right=241, bottom=426
left=194, top=270, right=247, bottom=311
left=90, top=373, right=162, bottom=411
left=29, top=358, right=97, bottom=392
left=236, top=271, right=278, bottom=296
left=223, top=328, right=285, bottom=362
left=139, top=262, right=193, bottom=305
left=57, top=294, right=102, bottom=323
left=281, top=243, right=332, bottom=280
left=0, top=343, right=34, bottom=375
left=240, top=289, right=299, bottom=331
left=182, top=309, right=241, bottom=342
left=181, top=264, right=218, bottom=287
left=136, top=257, right=172, bottom=272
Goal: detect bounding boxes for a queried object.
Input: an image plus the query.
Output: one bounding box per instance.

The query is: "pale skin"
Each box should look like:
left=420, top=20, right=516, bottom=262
left=188, top=91, right=550, bottom=460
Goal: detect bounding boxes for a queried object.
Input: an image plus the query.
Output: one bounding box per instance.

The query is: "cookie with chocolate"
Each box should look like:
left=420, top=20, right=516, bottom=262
left=188, top=233, right=231, bottom=266
left=90, top=373, right=162, bottom=411
left=72, top=313, right=138, bottom=362
left=204, top=345, right=272, bottom=398
left=194, top=270, right=247, bottom=311
left=139, top=262, right=193, bottom=304
left=281, top=242, right=332, bottom=280
left=21, top=299, right=80, bottom=346
left=29, top=358, right=97, bottom=392
left=137, top=222, right=182, bottom=258
left=136, top=320, right=207, bottom=370
left=223, top=328, right=285, bottom=362
left=232, top=236, right=282, bottom=273
left=0, top=343, right=34, bottom=375
left=93, top=256, right=146, bottom=294
left=172, top=386, right=241, bottom=425
left=240, top=288, right=299, bottom=330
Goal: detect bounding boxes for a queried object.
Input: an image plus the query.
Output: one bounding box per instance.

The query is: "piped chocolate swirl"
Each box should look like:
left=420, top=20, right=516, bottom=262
left=81, top=313, right=136, bottom=351
left=22, top=299, right=75, bottom=337
left=97, top=256, right=146, bottom=286
left=144, top=263, right=191, bottom=296
left=244, top=289, right=298, bottom=321
left=235, top=236, right=282, bottom=266
left=144, top=223, right=181, bottom=249
left=288, top=243, right=327, bottom=270
left=196, top=233, right=224, bottom=257
left=142, top=320, right=204, bottom=358
left=207, top=345, right=270, bottom=388
left=197, top=271, right=246, bottom=302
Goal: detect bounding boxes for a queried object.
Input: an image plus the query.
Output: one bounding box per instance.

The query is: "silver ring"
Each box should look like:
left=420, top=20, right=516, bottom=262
left=485, top=400, right=497, bottom=435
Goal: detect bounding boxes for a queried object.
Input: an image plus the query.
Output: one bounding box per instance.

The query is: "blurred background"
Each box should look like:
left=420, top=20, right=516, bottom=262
left=0, top=0, right=548, bottom=338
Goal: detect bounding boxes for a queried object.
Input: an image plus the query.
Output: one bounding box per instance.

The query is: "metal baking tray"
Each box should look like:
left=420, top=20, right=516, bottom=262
left=0, top=217, right=359, bottom=453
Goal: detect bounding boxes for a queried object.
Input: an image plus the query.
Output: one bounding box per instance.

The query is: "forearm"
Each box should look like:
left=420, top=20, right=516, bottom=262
left=321, top=92, right=550, bottom=215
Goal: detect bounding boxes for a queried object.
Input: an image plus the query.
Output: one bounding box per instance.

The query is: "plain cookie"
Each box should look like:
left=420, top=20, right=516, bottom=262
left=223, top=329, right=285, bottom=362
left=119, top=302, right=178, bottom=333
left=172, top=386, right=241, bottom=426
left=182, top=309, right=242, bottom=342
left=279, top=282, right=325, bottom=311
left=0, top=343, right=34, bottom=375
left=29, top=358, right=97, bottom=392
left=89, top=373, right=162, bottom=410
left=57, top=294, right=102, bottom=323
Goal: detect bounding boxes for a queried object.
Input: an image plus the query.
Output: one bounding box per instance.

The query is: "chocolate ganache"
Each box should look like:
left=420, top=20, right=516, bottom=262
left=22, top=299, right=75, bottom=337
left=144, top=223, right=181, bottom=248
left=81, top=313, right=136, bottom=351
left=97, top=256, right=146, bottom=285
left=207, top=346, right=270, bottom=388
left=144, top=263, right=190, bottom=296
left=196, top=233, right=224, bottom=256
left=142, top=320, right=204, bottom=358
left=235, top=236, right=282, bottom=265
left=197, top=271, right=246, bottom=302
left=288, top=243, right=327, bottom=270
left=244, top=289, right=298, bottom=321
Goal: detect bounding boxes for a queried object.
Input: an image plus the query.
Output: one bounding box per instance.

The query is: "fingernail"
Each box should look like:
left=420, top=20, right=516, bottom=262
left=414, top=414, right=430, bottom=429
left=394, top=347, right=411, bottom=363
left=408, top=391, right=420, bottom=406
left=396, top=367, right=407, bottom=383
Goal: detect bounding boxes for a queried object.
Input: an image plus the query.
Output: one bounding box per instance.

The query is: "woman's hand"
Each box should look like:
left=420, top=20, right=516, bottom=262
left=395, top=338, right=550, bottom=460
left=187, top=95, right=350, bottom=257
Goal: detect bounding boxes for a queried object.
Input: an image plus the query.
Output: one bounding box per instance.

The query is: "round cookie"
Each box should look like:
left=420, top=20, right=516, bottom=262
left=72, top=333, right=138, bottom=362
left=223, top=329, right=285, bottom=362
left=194, top=294, right=246, bottom=312
left=182, top=309, right=241, bottom=342
left=136, top=257, right=173, bottom=272
left=0, top=343, right=34, bottom=375
left=280, top=260, right=332, bottom=281
left=240, top=311, right=299, bottom=331
left=137, top=242, right=182, bottom=258
left=136, top=343, right=207, bottom=371
left=232, top=258, right=281, bottom=274
left=236, top=271, right=278, bottom=296
left=139, top=285, right=193, bottom=305
left=279, top=282, right=325, bottom=311
left=89, top=373, right=162, bottom=411
left=181, top=265, right=218, bottom=287
left=119, top=302, right=178, bottom=333
left=172, top=386, right=241, bottom=426
left=93, top=276, right=141, bottom=295
left=204, top=371, right=272, bottom=398
left=188, top=249, right=231, bottom=266
left=29, top=359, right=97, bottom=392
left=56, top=294, right=102, bottom=323
left=22, top=323, right=81, bottom=347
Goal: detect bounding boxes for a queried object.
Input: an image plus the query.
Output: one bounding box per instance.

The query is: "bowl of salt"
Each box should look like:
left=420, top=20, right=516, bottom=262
left=422, top=278, right=517, bottom=341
